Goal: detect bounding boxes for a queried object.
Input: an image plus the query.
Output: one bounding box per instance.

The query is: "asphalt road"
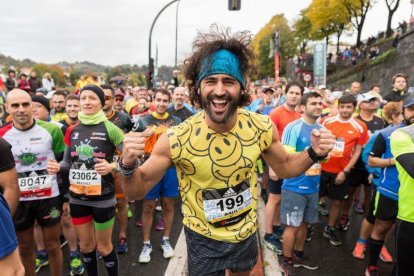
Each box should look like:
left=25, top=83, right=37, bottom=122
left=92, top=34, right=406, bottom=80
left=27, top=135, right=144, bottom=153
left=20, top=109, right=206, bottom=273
left=38, top=199, right=184, bottom=276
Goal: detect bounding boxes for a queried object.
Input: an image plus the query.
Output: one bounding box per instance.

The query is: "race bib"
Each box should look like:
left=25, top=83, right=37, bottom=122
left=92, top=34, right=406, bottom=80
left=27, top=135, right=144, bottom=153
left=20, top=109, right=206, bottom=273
left=202, top=181, right=252, bottom=228
left=69, top=164, right=102, bottom=196
left=18, top=171, right=52, bottom=198
left=305, top=162, right=321, bottom=176
left=331, top=138, right=345, bottom=157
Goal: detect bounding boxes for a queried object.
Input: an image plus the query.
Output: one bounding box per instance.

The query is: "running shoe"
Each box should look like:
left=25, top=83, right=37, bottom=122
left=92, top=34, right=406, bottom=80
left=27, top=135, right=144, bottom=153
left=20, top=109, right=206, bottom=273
left=379, top=246, right=393, bottom=263
left=323, top=226, right=342, bottom=246
left=155, top=218, right=165, bottom=231
left=263, top=234, right=283, bottom=255
left=280, top=260, right=296, bottom=276
left=160, top=239, right=175, bottom=258
left=365, top=266, right=378, bottom=276
left=139, top=243, right=153, bottom=263
left=155, top=205, right=163, bottom=212
left=352, top=242, right=366, bottom=259
left=306, top=224, right=314, bottom=242
left=273, top=227, right=284, bottom=242
left=35, top=253, right=49, bottom=273
left=69, top=253, right=85, bottom=276
left=116, top=237, right=128, bottom=254
left=136, top=219, right=143, bottom=227
left=293, top=254, right=318, bottom=270
left=318, top=202, right=329, bottom=216
left=337, top=215, right=350, bottom=231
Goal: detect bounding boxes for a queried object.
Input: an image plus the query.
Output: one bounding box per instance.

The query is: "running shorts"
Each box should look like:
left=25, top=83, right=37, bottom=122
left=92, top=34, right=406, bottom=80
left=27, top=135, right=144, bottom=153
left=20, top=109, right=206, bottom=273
left=184, top=227, right=258, bottom=276
left=13, top=196, right=61, bottom=232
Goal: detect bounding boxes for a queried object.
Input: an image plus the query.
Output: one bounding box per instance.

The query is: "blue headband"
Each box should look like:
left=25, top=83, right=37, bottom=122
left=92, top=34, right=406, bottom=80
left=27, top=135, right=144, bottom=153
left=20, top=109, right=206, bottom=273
left=197, top=49, right=245, bottom=89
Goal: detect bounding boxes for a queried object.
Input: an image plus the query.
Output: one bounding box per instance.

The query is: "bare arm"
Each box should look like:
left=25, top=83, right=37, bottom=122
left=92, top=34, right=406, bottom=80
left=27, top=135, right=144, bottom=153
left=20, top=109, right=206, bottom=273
left=122, top=132, right=173, bottom=200
left=262, top=124, right=335, bottom=179
left=0, top=167, right=19, bottom=215
left=368, top=156, right=395, bottom=168
left=343, top=144, right=363, bottom=173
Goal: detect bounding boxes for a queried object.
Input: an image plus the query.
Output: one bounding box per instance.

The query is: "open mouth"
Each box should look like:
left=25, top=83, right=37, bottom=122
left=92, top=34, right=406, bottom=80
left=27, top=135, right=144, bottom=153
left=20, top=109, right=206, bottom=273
left=211, top=99, right=229, bottom=113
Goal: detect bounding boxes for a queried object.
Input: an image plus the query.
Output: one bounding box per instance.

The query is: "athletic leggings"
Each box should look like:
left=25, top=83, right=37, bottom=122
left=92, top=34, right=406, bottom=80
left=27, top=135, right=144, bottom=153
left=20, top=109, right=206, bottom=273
left=395, top=219, right=414, bottom=276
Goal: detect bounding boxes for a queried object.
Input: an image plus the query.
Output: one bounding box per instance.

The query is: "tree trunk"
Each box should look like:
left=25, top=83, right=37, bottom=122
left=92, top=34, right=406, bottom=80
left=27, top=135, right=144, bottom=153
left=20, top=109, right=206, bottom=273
left=386, top=11, right=395, bottom=37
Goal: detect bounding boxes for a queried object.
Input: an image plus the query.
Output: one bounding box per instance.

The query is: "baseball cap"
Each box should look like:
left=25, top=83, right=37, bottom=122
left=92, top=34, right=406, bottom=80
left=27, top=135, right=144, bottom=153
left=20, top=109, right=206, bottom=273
left=115, top=90, right=125, bottom=98
left=403, top=95, right=414, bottom=108
left=357, top=92, right=378, bottom=107
left=329, top=91, right=343, bottom=102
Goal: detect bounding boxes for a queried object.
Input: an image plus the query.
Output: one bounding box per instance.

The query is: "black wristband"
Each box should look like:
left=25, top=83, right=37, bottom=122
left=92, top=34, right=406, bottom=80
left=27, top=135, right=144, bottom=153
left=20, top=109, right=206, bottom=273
left=307, top=147, right=328, bottom=163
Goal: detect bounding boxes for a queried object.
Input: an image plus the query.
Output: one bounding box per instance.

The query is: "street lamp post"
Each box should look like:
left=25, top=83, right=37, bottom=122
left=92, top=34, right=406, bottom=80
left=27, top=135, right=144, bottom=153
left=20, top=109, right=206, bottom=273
left=148, top=0, right=179, bottom=89
left=272, top=30, right=281, bottom=82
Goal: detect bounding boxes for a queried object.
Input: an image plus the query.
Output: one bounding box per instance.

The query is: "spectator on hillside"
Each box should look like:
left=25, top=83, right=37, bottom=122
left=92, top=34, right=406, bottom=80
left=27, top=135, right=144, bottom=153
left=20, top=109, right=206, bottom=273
left=17, top=73, right=30, bottom=93
left=28, top=71, right=42, bottom=92
left=5, top=69, right=17, bottom=91
left=42, top=72, right=55, bottom=91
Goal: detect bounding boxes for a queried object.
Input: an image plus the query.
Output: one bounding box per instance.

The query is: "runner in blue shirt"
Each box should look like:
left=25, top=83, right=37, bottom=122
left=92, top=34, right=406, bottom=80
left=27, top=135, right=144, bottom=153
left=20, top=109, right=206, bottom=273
left=280, top=92, right=323, bottom=274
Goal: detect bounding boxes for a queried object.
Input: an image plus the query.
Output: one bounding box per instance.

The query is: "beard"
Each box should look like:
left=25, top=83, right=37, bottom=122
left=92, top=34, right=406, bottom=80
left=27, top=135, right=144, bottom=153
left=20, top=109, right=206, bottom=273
left=201, top=92, right=239, bottom=124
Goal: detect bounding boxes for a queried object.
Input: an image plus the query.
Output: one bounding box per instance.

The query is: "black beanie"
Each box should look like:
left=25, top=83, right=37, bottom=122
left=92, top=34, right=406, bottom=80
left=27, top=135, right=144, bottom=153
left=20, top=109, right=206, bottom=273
left=31, top=95, right=51, bottom=112
left=80, top=84, right=105, bottom=106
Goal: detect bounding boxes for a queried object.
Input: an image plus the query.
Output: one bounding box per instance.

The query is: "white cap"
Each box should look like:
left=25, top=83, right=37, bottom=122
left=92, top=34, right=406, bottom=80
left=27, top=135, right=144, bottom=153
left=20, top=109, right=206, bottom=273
left=357, top=92, right=379, bottom=107
left=329, top=91, right=343, bottom=102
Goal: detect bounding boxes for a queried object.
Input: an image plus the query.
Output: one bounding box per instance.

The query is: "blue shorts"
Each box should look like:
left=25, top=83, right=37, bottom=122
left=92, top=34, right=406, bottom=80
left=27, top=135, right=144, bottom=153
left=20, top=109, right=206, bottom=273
left=145, top=167, right=179, bottom=200
left=0, top=194, right=18, bottom=259
left=280, top=189, right=319, bottom=227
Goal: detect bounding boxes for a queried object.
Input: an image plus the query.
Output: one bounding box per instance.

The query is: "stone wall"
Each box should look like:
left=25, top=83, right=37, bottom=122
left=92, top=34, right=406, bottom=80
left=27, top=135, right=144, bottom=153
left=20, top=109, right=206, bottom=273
left=327, top=30, right=414, bottom=94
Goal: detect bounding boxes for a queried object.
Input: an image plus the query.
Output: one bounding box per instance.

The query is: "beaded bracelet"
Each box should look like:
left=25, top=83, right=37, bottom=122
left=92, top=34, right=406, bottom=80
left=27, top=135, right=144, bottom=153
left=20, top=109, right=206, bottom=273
left=118, top=156, right=139, bottom=177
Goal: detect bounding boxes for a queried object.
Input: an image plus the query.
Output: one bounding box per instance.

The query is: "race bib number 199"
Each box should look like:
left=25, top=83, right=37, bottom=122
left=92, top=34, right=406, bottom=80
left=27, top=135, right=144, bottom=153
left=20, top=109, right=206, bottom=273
left=202, top=181, right=252, bottom=228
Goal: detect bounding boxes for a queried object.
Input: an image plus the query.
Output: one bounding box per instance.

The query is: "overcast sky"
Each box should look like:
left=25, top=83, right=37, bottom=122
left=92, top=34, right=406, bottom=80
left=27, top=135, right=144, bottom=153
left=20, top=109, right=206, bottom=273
left=0, top=0, right=412, bottom=67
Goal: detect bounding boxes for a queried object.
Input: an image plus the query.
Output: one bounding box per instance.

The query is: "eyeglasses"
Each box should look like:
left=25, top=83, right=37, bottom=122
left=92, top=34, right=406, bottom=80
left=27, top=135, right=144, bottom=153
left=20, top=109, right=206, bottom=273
left=105, top=96, right=113, bottom=101
left=53, top=101, right=65, bottom=104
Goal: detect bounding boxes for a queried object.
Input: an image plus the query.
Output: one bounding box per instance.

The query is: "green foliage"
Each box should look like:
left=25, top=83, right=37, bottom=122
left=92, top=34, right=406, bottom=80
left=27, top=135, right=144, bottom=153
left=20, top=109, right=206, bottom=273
left=252, top=14, right=297, bottom=79
left=32, top=63, right=66, bottom=86
left=369, top=48, right=396, bottom=66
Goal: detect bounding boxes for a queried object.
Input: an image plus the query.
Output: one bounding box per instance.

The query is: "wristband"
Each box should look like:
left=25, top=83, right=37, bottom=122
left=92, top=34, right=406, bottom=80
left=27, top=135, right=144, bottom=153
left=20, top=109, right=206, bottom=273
left=118, top=156, right=139, bottom=177
left=342, top=170, right=350, bottom=176
left=307, top=147, right=328, bottom=163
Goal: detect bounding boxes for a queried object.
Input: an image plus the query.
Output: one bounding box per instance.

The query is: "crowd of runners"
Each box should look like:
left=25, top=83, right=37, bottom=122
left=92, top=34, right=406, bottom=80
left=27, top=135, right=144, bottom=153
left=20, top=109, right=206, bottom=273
left=0, top=26, right=413, bottom=276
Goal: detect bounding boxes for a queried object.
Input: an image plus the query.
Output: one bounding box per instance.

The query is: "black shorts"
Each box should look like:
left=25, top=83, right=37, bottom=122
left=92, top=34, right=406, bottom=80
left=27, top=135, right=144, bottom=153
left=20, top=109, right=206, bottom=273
left=374, top=192, right=398, bottom=221
left=184, top=227, right=258, bottom=276
left=269, top=178, right=283, bottom=195
left=348, top=168, right=370, bottom=187
left=70, top=204, right=115, bottom=227
left=13, top=196, right=62, bottom=232
left=319, top=171, right=349, bottom=200
left=366, top=186, right=377, bottom=224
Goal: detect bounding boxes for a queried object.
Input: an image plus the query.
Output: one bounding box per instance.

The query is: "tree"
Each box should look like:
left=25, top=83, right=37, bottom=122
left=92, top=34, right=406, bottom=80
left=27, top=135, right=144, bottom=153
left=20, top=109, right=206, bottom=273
left=292, top=10, right=313, bottom=54
left=32, top=63, right=66, bottom=86
left=385, top=0, right=401, bottom=37
left=340, top=0, right=375, bottom=47
left=252, top=14, right=297, bottom=79
left=306, top=0, right=352, bottom=51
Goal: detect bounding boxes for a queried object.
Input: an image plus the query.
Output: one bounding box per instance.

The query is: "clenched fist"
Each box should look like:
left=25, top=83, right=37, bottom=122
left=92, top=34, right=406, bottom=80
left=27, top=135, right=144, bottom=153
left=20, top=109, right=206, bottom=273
left=310, top=128, right=336, bottom=157
left=122, top=132, right=146, bottom=166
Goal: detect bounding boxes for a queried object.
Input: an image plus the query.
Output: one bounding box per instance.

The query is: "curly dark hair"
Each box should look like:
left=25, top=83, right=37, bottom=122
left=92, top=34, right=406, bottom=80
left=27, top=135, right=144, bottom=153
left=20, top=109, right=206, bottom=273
left=183, top=25, right=256, bottom=108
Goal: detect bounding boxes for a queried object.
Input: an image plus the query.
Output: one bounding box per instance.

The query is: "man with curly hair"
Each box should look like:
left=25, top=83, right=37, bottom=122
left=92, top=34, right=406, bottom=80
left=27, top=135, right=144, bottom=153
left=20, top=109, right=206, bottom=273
left=120, top=25, right=336, bottom=276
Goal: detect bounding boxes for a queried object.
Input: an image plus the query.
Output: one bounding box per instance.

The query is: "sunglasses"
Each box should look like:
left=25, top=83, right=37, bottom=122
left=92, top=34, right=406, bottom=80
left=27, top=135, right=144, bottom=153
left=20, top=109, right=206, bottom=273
left=115, top=98, right=123, bottom=102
